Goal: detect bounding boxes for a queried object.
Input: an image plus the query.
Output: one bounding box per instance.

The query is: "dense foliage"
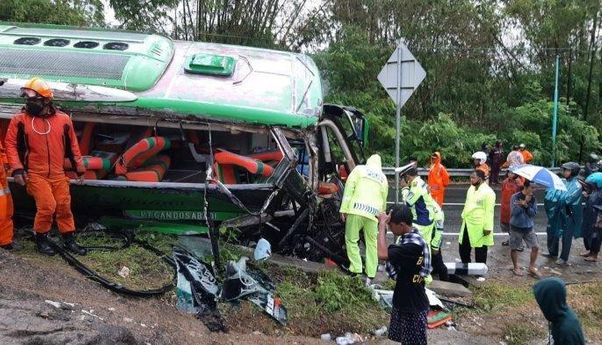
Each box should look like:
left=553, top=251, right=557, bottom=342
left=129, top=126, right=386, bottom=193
left=2, top=0, right=600, bottom=168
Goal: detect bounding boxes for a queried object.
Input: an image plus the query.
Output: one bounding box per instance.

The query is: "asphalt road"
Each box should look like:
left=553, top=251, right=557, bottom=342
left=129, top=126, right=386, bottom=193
left=386, top=183, right=549, bottom=235
left=382, top=184, right=600, bottom=279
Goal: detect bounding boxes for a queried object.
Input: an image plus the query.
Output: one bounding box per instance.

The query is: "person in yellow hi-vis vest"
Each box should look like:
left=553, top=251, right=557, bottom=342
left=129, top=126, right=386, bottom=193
left=340, top=154, right=388, bottom=284
left=458, top=169, right=496, bottom=264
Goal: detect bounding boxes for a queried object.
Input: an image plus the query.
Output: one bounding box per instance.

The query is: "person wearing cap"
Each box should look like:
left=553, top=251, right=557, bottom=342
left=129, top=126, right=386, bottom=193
left=519, top=144, right=533, bottom=164
left=581, top=173, right=602, bottom=261
left=5, top=78, right=87, bottom=256
left=339, top=154, right=388, bottom=284
left=400, top=165, right=448, bottom=281
left=543, top=162, right=583, bottom=265
left=427, top=152, right=449, bottom=207
left=472, top=151, right=490, bottom=182
left=458, top=169, right=496, bottom=264
left=0, top=136, right=14, bottom=250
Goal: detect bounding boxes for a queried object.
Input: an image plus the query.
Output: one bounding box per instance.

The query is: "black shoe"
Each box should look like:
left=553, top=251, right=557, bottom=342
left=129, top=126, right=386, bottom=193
left=1, top=242, right=21, bottom=251
left=62, top=233, right=87, bottom=256
left=542, top=253, right=557, bottom=259
left=1, top=243, right=13, bottom=250
left=501, top=240, right=509, bottom=246
left=35, top=233, right=56, bottom=256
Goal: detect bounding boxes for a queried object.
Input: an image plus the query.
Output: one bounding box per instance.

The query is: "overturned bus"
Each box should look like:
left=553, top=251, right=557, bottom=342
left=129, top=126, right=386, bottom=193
left=0, top=23, right=372, bottom=263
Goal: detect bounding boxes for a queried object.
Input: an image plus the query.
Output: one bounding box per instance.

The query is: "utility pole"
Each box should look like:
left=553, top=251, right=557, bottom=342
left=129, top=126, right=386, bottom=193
left=551, top=55, right=560, bottom=168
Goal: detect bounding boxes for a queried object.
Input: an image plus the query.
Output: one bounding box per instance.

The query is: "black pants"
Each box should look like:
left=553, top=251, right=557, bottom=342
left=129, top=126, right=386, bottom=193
left=591, top=229, right=602, bottom=254
left=431, top=250, right=449, bottom=281
left=459, top=227, right=488, bottom=264
left=547, top=225, right=574, bottom=261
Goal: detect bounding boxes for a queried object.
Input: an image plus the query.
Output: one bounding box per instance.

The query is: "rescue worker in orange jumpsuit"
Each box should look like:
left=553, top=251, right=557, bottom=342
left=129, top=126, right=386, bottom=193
left=427, top=152, right=450, bottom=207
left=5, top=78, right=87, bottom=256
left=0, top=137, right=15, bottom=250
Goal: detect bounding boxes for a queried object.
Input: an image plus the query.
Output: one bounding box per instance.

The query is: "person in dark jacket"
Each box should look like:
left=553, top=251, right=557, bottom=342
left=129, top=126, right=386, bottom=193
left=377, top=205, right=431, bottom=345
left=489, top=141, right=504, bottom=186
left=581, top=173, right=602, bottom=261
left=533, top=277, right=585, bottom=345
left=509, top=180, right=540, bottom=277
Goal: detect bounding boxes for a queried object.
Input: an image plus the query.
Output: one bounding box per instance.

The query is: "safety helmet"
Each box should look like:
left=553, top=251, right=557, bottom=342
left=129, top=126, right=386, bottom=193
left=561, top=162, right=581, bottom=177
left=472, top=151, right=487, bottom=165
left=519, top=143, right=526, bottom=149
left=589, top=153, right=600, bottom=163
left=20, top=77, right=53, bottom=99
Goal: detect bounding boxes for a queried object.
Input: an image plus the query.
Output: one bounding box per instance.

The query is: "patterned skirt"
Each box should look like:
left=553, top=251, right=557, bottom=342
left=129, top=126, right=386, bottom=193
left=388, top=307, right=428, bottom=344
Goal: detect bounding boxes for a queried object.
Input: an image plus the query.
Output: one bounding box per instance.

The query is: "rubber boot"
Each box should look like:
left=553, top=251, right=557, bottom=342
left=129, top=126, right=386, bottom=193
left=35, top=233, right=56, bottom=256
left=62, top=233, right=87, bottom=256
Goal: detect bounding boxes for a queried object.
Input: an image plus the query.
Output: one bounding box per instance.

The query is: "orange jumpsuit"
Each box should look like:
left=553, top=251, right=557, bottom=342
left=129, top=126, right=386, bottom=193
left=0, top=138, right=13, bottom=246
left=521, top=149, right=533, bottom=164
left=476, top=163, right=491, bottom=181
left=428, top=152, right=450, bottom=206
left=5, top=109, right=84, bottom=234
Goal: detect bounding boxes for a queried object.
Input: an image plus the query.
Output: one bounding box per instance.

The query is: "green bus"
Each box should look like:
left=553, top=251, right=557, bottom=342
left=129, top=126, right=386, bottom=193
left=0, top=23, right=369, bottom=262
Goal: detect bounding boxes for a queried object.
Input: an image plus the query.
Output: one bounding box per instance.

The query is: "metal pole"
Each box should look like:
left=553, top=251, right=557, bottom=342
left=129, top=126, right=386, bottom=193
left=394, top=40, right=402, bottom=205
left=551, top=54, right=560, bottom=167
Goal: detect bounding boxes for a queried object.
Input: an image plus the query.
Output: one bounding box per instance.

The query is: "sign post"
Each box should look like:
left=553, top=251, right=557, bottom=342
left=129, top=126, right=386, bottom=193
left=378, top=39, right=426, bottom=205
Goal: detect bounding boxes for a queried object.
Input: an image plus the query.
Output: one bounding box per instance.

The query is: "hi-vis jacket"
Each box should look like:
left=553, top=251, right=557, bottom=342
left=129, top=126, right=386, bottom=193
left=459, top=183, right=496, bottom=247
left=402, top=176, right=439, bottom=227
left=5, top=109, right=84, bottom=178
left=340, top=155, right=388, bottom=221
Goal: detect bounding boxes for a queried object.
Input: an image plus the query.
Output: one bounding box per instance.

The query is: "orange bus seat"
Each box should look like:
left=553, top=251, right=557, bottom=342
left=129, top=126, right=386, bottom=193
left=214, top=150, right=273, bottom=177
left=115, top=137, right=171, bottom=176
left=66, top=170, right=107, bottom=180
left=64, top=156, right=110, bottom=171
left=124, top=155, right=171, bottom=182
left=78, top=122, right=96, bottom=155
left=318, top=182, right=339, bottom=195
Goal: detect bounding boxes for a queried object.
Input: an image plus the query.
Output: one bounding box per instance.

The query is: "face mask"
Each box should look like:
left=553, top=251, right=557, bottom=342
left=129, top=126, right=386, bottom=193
left=471, top=177, right=481, bottom=186
left=25, top=99, right=45, bottom=116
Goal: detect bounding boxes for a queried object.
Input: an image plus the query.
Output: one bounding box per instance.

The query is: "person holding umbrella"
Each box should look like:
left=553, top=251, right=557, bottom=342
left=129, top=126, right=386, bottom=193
left=543, top=162, right=583, bottom=265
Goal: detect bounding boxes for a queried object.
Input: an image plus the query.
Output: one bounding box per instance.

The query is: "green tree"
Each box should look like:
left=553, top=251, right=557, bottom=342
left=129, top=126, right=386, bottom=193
left=0, top=0, right=100, bottom=25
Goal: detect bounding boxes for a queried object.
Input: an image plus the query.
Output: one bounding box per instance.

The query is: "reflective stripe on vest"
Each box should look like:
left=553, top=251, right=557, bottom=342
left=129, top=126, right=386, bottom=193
left=353, top=202, right=379, bottom=216
left=0, top=187, right=10, bottom=197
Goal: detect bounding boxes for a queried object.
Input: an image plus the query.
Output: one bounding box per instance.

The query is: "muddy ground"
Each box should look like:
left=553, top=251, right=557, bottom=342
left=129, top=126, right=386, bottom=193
left=0, top=228, right=601, bottom=345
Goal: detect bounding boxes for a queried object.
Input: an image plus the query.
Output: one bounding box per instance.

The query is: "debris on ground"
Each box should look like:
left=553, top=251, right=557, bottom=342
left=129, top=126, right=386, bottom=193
left=373, top=326, right=387, bottom=337
left=335, top=332, right=363, bottom=345
left=173, top=247, right=225, bottom=332
left=320, top=333, right=332, bottom=341
left=254, top=238, right=272, bottom=261
left=118, top=266, right=131, bottom=278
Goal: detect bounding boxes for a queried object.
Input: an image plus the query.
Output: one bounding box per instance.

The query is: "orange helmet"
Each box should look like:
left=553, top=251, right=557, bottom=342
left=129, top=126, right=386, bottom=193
left=21, top=77, right=53, bottom=99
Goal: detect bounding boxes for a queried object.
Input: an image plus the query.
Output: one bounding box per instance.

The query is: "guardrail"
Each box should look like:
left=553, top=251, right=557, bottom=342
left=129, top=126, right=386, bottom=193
left=382, top=166, right=563, bottom=177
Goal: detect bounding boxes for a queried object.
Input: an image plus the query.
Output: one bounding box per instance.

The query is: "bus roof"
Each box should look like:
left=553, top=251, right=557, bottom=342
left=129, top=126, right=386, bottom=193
left=0, top=23, right=322, bottom=128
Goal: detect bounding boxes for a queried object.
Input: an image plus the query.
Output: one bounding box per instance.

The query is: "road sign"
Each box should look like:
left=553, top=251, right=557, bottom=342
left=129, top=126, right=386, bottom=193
left=378, top=39, right=426, bottom=205
left=378, top=41, right=426, bottom=108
